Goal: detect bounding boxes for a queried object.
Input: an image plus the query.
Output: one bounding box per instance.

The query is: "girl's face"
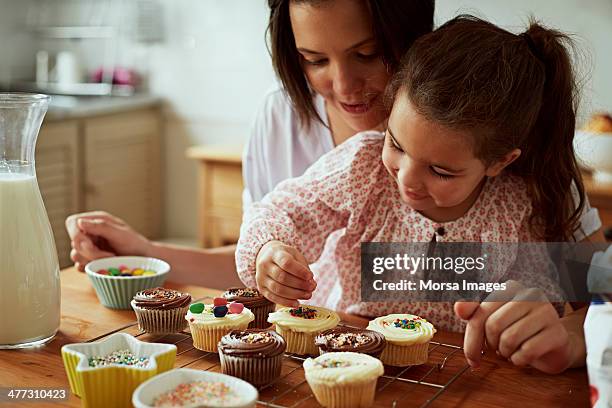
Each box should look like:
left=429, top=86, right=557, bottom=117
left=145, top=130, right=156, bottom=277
left=382, top=94, right=519, bottom=220
left=290, top=0, right=390, bottom=132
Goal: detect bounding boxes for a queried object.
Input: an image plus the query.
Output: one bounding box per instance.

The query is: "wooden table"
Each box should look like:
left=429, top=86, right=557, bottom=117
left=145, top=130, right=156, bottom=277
left=0, top=268, right=590, bottom=407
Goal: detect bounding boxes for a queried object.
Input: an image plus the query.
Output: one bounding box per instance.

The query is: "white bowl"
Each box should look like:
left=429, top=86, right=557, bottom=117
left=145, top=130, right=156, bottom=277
left=85, top=256, right=170, bottom=309
left=574, top=130, right=612, bottom=183
left=132, top=368, right=258, bottom=408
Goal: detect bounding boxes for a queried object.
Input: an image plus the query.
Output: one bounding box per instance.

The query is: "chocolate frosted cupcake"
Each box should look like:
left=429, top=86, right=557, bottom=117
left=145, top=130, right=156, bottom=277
left=223, top=287, right=275, bottom=329
left=218, top=329, right=286, bottom=387
left=315, top=327, right=386, bottom=358
left=130, top=287, right=191, bottom=334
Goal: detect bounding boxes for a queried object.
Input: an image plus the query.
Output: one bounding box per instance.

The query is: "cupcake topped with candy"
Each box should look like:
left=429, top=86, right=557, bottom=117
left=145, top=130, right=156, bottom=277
left=268, top=305, right=340, bottom=356
left=223, top=287, right=275, bottom=329
left=185, top=298, right=254, bottom=353
left=315, top=327, right=386, bottom=358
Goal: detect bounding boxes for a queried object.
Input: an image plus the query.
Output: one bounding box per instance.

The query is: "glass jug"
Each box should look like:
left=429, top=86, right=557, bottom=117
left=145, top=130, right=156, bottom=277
left=0, top=93, right=60, bottom=348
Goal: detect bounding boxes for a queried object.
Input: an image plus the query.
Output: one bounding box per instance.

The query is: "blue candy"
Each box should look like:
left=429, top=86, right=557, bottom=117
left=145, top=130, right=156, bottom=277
left=213, top=305, right=228, bottom=318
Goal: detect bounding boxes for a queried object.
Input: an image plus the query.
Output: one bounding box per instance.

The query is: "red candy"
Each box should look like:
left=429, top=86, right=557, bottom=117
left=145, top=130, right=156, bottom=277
left=118, top=264, right=129, bottom=271
left=228, top=302, right=244, bottom=314
left=213, top=297, right=228, bottom=307
left=97, top=269, right=109, bottom=275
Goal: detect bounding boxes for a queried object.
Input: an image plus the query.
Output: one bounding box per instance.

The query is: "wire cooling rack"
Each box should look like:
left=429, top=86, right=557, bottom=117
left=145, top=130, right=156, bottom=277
left=87, top=296, right=469, bottom=407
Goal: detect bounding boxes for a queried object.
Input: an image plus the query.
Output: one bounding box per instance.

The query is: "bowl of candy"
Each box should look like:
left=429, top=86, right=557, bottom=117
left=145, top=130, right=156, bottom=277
left=85, top=256, right=170, bottom=309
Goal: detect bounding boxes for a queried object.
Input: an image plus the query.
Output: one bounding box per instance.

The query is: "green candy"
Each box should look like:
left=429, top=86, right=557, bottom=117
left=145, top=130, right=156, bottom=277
left=189, top=303, right=205, bottom=314
left=108, top=267, right=120, bottom=276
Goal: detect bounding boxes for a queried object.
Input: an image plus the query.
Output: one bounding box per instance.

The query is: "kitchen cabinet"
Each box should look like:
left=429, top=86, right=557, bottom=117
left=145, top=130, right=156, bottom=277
left=36, top=120, right=81, bottom=268
left=187, top=146, right=243, bottom=248
left=36, top=106, right=163, bottom=268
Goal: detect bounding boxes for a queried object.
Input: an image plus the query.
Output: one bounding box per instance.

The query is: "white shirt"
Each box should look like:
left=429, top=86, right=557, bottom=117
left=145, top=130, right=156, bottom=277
left=241, top=87, right=602, bottom=241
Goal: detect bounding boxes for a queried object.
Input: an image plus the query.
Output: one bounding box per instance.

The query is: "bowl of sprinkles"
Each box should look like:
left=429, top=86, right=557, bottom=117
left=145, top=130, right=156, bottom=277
left=61, top=333, right=176, bottom=408
left=85, top=256, right=170, bottom=309
left=132, top=368, right=258, bottom=408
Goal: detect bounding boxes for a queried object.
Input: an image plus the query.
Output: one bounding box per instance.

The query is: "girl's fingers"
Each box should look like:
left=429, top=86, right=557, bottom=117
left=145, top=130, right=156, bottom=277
left=272, top=251, right=313, bottom=281
left=484, top=301, right=532, bottom=352
left=259, top=286, right=299, bottom=307
left=509, top=325, right=569, bottom=372
left=268, top=265, right=315, bottom=292
left=263, top=275, right=312, bottom=300
left=462, top=301, right=505, bottom=367
left=454, top=301, right=479, bottom=320
left=496, top=305, right=548, bottom=358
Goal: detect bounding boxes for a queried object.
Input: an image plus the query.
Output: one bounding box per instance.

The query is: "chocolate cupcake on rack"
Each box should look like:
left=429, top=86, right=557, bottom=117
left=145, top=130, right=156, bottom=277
left=223, top=287, right=275, bottom=328
left=315, top=327, right=386, bottom=358
left=130, top=287, right=192, bottom=334
left=218, top=328, right=286, bottom=386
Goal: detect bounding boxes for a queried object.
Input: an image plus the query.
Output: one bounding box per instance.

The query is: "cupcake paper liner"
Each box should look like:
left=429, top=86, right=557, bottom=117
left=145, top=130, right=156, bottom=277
left=379, top=341, right=430, bottom=366
left=250, top=303, right=276, bottom=329
left=188, top=323, right=251, bottom=353
left=307, top=378, right=378, bottom=408
left=275, top=326, right=319, bottom=356
left=131, top=302, right=189, bottom=334
left=218, top=353, right=283, bottom=387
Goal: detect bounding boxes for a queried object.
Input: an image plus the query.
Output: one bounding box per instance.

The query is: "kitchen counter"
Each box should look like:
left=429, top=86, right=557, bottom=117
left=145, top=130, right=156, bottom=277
left=0, top=267, right=590, bottom=407
left=45, top=94, right=162, bottom=121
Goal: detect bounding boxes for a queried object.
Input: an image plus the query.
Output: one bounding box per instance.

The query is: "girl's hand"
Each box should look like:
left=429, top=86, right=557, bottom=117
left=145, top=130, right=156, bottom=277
left=65, top=211, right=151, bottom=271
left=454, top=281, right=573, bottom=374
left=255, top=240, right=317, bottom=307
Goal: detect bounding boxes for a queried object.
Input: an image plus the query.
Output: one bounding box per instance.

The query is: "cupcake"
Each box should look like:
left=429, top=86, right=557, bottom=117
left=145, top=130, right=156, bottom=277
left=268, top=306, right=340, bottom=356
left=315, top=327, right=386, bottom=358
left=218, top=329, right=286, bottom=386
left=222, top=287, right=275, bottom=329
left=367, top=314, right=436, bottom=366
left=186, top=300, right=254, bottom=352
left=131, top=288, right=191, bottom=334
left=303, top=352, right=383, bottom=408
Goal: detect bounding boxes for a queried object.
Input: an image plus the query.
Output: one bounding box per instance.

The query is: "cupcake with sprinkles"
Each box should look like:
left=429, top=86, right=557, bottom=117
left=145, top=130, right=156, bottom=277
left=303, top=352, right=384, bottom=408
left=367, top=314, right=436, bottom=366
left=315, top=327, right=386, bottom=358
left=268, top=305, right=339, bottom=355
left=223, top=287, right=275, bottom=329
left=131, top=287, right=192, bottom=334
left=218, top=329, right=286, bottom=386
left=186, top=298, right=254, bottom=352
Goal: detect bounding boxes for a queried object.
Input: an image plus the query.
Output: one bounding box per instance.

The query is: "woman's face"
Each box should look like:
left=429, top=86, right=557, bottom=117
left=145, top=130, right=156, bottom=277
left=290, top=0, right=391, bottom=132
left=382, top=94, right=518, bottom=219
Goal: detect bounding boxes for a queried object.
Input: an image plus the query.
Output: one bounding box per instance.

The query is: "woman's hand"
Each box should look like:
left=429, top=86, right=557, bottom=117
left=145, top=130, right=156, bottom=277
left=65, top=211, right=151, bottom=271
left=454, top=281, right=574, bottom=374
left=255, top=240, right=317, bottom=307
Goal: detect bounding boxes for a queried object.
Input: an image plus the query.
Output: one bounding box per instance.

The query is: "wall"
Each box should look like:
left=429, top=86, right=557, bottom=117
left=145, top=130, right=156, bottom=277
left=2, top=1, right=611, bottom=242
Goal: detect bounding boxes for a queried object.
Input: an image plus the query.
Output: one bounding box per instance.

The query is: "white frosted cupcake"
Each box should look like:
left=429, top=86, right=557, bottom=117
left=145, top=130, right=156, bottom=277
left=268, top=306, right=340, bottom=355
left=367, top=314, right=436, bottom=366
left=186, top=302, right=254, bottom=352
left=303, top=352, right=383, bottom=408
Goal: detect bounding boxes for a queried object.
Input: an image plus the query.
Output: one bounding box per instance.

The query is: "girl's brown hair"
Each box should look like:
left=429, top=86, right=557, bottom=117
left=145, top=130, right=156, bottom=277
left=388, top=15, right=585, bottom=241
left=267, top=0, right=435, bottom=127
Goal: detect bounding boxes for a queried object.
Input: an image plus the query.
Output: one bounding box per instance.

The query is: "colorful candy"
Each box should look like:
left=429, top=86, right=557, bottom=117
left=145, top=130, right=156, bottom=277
left=289, top=306, right=318, bottom=319
left=88, top=349, right=149, bottom=368
left=213, top=297, right=228, bottom=307
left=189, top=303, right=205, bottom=314
left=214, top=305, right=229, bottom=318
left=228, top=302, right=244, bottom=314
left=96, top=267, right=157, bottom=277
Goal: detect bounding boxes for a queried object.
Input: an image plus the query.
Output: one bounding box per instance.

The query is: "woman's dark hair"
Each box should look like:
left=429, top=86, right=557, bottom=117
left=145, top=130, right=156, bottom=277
left=387, top=15, right=584, bottom=241
left=267, top=0, right=435, bottom=127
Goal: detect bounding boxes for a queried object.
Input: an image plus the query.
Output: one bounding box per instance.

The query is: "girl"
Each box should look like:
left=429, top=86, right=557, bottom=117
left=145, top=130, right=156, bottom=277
left=64, top=0, right=436, bottom=286
left=236, top=15, right=598, bottom=373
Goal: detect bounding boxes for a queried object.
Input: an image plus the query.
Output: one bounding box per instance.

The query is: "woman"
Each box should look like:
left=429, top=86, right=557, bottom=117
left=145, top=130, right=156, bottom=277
left=65, top=0, right=437, bottom=287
